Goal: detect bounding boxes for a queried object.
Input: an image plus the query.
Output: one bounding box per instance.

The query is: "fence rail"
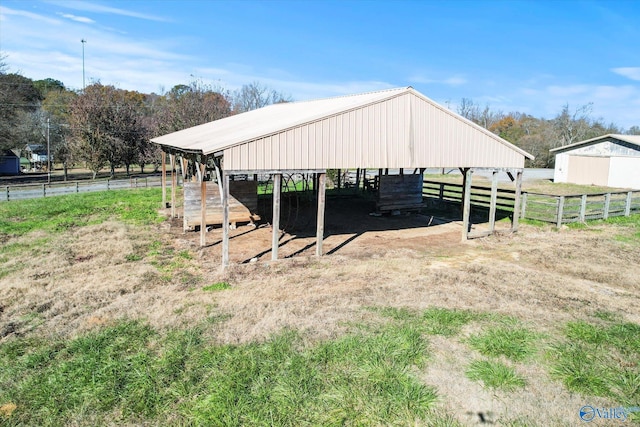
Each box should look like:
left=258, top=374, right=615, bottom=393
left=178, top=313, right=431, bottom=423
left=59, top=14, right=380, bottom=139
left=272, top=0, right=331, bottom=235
left=422, top=180, right=640, bottom=225
left=1, top=176, right=166, bottom=202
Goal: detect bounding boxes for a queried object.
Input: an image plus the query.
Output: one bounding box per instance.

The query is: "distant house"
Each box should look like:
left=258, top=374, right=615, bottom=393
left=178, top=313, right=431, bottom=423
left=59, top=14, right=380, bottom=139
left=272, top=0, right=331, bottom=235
left=550, top=134, right=640, bottom=189
left=24, top=144, right=50, bottom=170
left=0, top=149, right=20, bottom=175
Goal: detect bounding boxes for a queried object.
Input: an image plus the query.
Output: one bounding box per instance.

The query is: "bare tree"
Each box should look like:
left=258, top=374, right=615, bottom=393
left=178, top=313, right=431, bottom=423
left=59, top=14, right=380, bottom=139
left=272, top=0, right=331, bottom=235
left=456, top=98, right=503, bottom=130
left=627, top=125, right=640, bottom=135
left=154, top=79, right=232, bottom=134
left=232, top=81, right=291, bottom=113
left=552, top=103, right=593, bottom=148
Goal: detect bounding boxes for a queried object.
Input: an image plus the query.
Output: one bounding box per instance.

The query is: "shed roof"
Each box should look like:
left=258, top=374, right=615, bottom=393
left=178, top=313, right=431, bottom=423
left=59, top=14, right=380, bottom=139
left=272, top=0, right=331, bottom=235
left=550, top=134, right=640, bottom=154
left=152, top=87, right=532, bottom=170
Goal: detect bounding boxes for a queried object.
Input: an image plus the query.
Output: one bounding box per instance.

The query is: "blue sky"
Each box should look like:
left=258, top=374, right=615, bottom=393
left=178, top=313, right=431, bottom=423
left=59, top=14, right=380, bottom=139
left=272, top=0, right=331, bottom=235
left=1, top=0, right=639, bottom=129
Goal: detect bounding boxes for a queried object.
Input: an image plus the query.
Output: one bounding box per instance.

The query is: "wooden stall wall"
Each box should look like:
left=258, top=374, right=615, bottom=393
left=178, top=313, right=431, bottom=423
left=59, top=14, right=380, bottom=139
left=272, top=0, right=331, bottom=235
left=376, top=174, right=424, bottom=212
left=183, top=181, right=259, bottom=229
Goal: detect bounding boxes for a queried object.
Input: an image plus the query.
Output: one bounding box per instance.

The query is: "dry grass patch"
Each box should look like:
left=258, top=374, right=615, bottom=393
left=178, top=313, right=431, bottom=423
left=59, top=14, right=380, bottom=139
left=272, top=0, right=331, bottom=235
left=1, top=191, right=639, bottom=425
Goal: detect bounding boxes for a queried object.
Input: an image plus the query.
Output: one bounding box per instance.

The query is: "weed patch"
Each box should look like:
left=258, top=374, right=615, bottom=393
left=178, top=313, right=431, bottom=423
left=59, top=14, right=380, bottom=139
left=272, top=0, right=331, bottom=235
left=466, top=359, right=526, bottom=391
left=202, top=282, right=231, bottom=292
left=549, top=319, right=640, bottom=405
left=468, top=323, right=539, bottom=362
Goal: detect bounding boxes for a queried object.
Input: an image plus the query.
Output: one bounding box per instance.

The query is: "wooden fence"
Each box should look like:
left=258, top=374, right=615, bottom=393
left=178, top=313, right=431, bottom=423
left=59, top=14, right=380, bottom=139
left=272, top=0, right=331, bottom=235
left=422, top=180, right=517, bottom=212
left=2, top=176, right=165, bottom=202
left=422, top=180, right=640, bottom=225
left=521, top=191, right=640, bottom=226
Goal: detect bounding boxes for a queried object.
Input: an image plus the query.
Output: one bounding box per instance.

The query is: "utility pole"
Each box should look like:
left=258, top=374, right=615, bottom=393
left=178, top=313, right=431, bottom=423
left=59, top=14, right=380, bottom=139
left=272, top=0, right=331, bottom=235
left=81, top=39, right=86, bottom=90
left=47, top=117, right=51, bottom=183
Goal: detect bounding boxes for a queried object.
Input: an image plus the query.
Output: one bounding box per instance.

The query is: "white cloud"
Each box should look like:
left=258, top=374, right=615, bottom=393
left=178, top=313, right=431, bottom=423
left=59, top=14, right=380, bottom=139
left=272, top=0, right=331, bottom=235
left=611, top=67, right=640, bottom=81
left=0, top=6, right=61, bottom=25
left=58, top=13, right=95, bottom=24
left=45, top=0, right=169, bottom=22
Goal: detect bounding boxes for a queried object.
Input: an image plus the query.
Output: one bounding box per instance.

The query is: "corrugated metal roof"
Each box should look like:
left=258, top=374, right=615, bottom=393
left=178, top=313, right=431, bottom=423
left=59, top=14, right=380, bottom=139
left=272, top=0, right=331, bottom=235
left=550, top=134, right=640, bottom=153
left=152, top=86, right=533, bottom=169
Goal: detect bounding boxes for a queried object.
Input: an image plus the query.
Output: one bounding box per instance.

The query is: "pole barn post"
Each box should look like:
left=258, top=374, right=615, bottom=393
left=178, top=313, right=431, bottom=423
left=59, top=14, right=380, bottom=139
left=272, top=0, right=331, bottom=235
left=170, top=153, right=177, bottom=218
left=461, top=168, right=473, bottom=242
left=316, top=172, right=327, bottom=256
left=199, top=162, right=207, bottom=247
left=272, top=173, right=282, bottom=261
left=511, top=169, right=523, bottom=232
left=489, top=170, right=498, bottom=234
left=222, top=172, right=230, bottom=268
left=161, top=151, right=167, bottom=208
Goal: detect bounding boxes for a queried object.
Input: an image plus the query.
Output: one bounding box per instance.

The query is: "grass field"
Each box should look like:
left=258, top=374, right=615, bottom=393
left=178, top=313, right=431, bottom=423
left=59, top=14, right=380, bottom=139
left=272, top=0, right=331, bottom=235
left=1, top=189, right=639, bottom=426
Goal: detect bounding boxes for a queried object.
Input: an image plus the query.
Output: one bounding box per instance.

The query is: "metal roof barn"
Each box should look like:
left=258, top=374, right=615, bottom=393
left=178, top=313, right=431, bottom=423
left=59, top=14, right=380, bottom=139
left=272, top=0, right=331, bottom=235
left=152, top=87, right=531, bottom=170
left=151, top=87, right=533, bottom=269
left=550, top=134, right=640, bottom=189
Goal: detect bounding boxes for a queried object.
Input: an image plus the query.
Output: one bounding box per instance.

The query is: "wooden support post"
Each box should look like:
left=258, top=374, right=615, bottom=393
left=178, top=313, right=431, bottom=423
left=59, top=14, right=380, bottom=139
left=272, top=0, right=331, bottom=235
left=180, top=156, right=188, bottom=183
left=337, top=169, right=341, bottom=190
left=400, top=168, right=404, bottom=175
left=511, top=170, right=523, bottom=232
left=161, top=151, right=167, bottom=208
left=362, top=169, right=367, bottom=191
left=316, top=172, right=326, bottom=257
left=603, top=193, right=611, bottom=220
left=579, top=194, right=587, bottom=222
left=556, top=196, right=565, bottom=228
left=461, top=168, right=473, bottom=241
left=489, top=170, right=498, bottom=233
left=625, top=191, right=632, bottom=217
left=170, top=154, right=177, bottom=218
left=222, top=173, right=230, bottom=268
left=199, top=162, right=207, bottom=247
left=272, top=173, right=282, bottom=261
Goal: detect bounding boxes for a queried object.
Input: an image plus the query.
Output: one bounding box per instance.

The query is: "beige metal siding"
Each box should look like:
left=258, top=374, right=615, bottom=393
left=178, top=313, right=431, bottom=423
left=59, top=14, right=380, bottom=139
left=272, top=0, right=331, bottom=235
left=224, top=92, right=526, bottom=171
left=567, top=155, right=610, bottom=186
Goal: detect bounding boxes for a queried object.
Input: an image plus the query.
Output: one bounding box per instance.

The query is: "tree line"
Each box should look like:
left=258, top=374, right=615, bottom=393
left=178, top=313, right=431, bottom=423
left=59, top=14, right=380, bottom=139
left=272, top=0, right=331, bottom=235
left=455, top=98, right=639, bottom=168
left=1, top=54, right=638, bottom=178
left=0, top=55, right=289, bottom=180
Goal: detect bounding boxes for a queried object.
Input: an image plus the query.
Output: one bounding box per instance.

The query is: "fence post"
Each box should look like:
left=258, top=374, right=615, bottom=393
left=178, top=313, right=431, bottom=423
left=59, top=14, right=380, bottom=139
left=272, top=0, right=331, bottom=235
left=107, top=179, right=110, bottom=190
left=76, top=181, right=79, bottom=193
left=579, top=194, right=587, bottom=222
left=625, top=191, right=632, bottom=217
left=145, top=177, right=148, bottom=187
left=5, top=186, right=9, bottom=202
left=439, top=183, right=444, bottom=201
left=556, top=196, right=565, bottom=228
left=520, top=192, right=528, bottom=219
left=42, top=184, right=46, bottom=197
left=603, top=193, right=611, bottom=220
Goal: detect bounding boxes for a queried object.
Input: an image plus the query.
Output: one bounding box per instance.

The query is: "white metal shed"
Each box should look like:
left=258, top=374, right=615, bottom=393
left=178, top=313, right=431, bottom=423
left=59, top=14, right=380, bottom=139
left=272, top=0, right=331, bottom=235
left=551, top=134, right=640, bottom=189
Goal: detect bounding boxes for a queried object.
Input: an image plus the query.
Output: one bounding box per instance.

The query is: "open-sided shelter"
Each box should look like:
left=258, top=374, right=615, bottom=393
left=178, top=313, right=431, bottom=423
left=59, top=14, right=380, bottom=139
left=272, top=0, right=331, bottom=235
left=551, top=134, right=640, bottom=189
left=152, top=87, right=533, bottom=268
